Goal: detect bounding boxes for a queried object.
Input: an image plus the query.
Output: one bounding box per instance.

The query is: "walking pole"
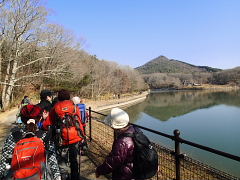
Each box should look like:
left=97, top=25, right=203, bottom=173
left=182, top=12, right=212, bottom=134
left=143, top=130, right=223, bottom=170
left=78, top=144, right=82, bottom=178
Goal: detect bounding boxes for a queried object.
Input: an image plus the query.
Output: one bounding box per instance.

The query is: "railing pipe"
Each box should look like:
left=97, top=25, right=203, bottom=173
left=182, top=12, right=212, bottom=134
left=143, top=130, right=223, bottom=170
left=178, top=137, right=240, bottom=162
left=88, top=109, right=107, bottom=116
left=174, top=129, right=181, bottom=180
left=129, top=123, right=174, bottom=140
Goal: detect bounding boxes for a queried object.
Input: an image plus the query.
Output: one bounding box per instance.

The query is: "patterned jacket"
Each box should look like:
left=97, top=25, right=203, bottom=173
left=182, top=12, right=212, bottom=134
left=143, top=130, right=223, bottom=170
left=0, top=126, right=61, bottom=180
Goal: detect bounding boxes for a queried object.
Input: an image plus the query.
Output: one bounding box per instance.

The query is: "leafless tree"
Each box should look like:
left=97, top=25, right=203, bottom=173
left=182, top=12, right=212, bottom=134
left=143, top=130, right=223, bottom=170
left=0, top=0, right=48, bottom=108
left=0, top=0, right=81, bottom=109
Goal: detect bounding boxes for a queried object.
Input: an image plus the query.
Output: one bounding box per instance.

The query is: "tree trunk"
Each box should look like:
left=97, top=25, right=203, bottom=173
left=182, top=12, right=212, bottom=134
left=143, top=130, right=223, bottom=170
left=0, top=40, right=3, bottom=93
left=1, top=58, right=11, bottom=110
left=2, top=55, right=18, bottom=109
left=0, top=54, right=2, bottom=83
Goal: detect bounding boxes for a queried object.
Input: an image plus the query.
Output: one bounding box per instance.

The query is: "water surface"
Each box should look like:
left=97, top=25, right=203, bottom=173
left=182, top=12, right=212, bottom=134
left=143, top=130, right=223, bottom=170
left=125, top=90, right=240, bottom=177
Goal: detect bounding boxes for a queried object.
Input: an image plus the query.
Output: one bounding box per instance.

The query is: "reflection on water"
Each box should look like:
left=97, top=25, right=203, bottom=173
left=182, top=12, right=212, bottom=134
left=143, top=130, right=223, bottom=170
left=125, top=90, right=240, bottom=177
left=128, top=90, right=240, bottom=122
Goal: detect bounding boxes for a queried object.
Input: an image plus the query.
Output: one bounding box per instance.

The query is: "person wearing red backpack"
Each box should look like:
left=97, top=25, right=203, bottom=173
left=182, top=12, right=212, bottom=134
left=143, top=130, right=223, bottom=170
left=43, top=89, right=85, bottom=180
left=0, top=105, right=61, bottom=180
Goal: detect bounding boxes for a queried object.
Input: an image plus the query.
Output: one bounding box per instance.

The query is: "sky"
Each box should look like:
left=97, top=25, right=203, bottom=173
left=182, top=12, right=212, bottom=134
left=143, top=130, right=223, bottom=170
left=46, top=0, right=240, bottom=70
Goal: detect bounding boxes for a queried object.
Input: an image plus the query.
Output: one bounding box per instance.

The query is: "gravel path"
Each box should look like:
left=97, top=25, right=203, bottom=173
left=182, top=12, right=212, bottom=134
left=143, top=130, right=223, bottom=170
left=0, top=108, right=18, bottom=147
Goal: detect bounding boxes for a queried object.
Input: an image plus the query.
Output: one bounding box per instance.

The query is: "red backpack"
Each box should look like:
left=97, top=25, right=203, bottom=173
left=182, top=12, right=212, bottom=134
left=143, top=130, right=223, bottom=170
left=11, top=136, right=46, bottom=180
left=54, top=100, right=84, bottom=145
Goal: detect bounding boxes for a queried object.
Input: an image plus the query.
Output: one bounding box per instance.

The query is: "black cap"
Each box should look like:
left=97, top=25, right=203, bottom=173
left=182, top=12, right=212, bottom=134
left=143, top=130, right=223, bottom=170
left=40, top=89, right=52, bottom=100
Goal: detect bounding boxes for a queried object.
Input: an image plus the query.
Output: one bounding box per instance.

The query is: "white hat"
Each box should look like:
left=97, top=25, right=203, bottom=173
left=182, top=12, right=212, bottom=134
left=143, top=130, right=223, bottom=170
left=27, top=119, right=36, bottom=124
left=111, top=108, right=129, bottom=129
left=72, top=96, right=80, bottom=105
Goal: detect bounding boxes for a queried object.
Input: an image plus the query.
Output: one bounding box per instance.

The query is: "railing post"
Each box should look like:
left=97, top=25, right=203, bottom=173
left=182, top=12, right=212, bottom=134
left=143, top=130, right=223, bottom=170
left=174, top=129, right=181, bottom=180
left=89, top=106, right=92, bottom=142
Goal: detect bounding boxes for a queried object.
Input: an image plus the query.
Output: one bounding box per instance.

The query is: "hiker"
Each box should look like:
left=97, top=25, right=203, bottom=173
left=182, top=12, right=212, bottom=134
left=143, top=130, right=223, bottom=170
left=36, top=89, right=54, bottom=129
left=43, top=89, right=85, bottom=180
left=97, top=108, right=159, bottom=180
left=72, top=96, right=88, bottom=133
left=0, top=105, right=61, bottom=180
left=37, top=89, right=53, bottom=112
left=16, top=95, right=31, bottom=124
left=20, top=96, right=31, bottom=107
left=95, top=108, right=136, bottom=180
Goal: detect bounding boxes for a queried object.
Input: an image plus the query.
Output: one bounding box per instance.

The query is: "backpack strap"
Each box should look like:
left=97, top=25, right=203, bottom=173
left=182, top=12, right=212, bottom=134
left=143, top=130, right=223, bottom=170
left=12, top=130, right=23, bottom=143
left=119, top=132, right=134, bottom=139
left=73, top=105, right=85, bottom=139
left=35, top=130, right=45, bottom=139
left=74, top=116, right=85, bottom=139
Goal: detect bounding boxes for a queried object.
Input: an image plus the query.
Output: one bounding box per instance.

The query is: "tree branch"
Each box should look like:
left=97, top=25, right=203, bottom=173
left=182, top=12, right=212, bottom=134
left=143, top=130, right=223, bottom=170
left=16, top=56, right=52, bottom=70
left=14, top=69, right=67, bottom=82
left=0, top=81, right=21, bottom=87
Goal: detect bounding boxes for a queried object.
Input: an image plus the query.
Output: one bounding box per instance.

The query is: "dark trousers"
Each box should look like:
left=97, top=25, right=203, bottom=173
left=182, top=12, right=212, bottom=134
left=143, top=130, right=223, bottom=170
left=69, top=143, right=80, bottom=180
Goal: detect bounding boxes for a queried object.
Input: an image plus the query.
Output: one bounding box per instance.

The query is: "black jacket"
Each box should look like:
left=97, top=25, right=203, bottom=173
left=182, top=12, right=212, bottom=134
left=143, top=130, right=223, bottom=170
left=36, top=100, right=53, bottom=112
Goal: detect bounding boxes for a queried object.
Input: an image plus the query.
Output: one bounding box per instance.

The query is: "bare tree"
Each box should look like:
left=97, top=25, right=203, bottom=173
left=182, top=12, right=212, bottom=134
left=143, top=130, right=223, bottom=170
left=0, top=0, right=48, bottom=108
left=0, top=0, right=81, bottom=109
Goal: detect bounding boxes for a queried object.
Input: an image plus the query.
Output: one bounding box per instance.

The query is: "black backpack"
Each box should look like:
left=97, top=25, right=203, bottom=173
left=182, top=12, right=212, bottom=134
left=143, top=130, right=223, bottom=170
left=123, top=129, right=158, bottom=179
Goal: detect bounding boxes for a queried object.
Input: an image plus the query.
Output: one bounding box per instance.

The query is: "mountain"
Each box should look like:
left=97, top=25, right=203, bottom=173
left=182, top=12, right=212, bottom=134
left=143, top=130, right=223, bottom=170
left=136, top=56, right=222, bottom=74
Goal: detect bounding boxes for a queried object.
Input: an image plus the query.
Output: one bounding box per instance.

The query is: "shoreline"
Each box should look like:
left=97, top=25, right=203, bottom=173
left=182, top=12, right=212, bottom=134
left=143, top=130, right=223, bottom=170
left=86, top=91, right=149, bottom=112
left=150, top=85, right=240, bottom=93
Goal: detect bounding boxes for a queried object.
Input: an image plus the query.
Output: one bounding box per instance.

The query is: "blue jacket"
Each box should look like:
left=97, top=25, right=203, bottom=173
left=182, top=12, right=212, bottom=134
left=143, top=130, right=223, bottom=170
left=76, top=103, right=87, bottom=124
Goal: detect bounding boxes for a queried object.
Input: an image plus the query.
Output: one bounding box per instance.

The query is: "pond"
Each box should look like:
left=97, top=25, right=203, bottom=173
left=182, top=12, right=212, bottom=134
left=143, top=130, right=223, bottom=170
left=125, top=90, right=240, bottom=177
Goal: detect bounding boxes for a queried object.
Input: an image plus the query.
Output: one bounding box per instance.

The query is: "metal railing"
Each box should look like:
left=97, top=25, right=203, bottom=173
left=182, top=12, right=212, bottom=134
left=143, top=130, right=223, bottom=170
left=86, top=107, right=240, bottom=180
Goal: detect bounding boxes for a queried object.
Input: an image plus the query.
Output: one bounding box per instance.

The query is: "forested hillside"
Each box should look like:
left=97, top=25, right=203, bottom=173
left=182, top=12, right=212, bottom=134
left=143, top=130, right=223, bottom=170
left=0, top=0, right=147, bottom=110
left=136, top=56, right=240, bottom=89
left=136, top=56, right=221, bottom=74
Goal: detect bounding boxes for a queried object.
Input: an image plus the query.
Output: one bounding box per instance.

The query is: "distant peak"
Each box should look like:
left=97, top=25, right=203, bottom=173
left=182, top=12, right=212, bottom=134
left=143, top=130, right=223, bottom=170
left=158, top=55, right=167, bottom=59
left=156, top=55, right=169, bottom=60
left=151, top=56, right=169, bottom=63
left=136, top=55, right=222, bottom=74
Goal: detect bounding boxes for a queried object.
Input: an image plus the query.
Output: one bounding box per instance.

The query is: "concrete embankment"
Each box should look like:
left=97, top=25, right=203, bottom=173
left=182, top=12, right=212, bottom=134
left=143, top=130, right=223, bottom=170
left=87, top=91, right=149, bottom=112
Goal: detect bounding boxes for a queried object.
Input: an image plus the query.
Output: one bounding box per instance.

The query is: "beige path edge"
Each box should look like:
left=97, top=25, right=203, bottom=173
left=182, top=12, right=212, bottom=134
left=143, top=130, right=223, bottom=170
left=92, top=92, right=148, bottom=112
left=0, top=108, right=18, bottom=147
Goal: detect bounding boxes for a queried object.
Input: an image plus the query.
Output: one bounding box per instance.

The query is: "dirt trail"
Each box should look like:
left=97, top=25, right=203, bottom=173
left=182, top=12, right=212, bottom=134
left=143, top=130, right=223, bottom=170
left=0, top=108, right=18, bottom=147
